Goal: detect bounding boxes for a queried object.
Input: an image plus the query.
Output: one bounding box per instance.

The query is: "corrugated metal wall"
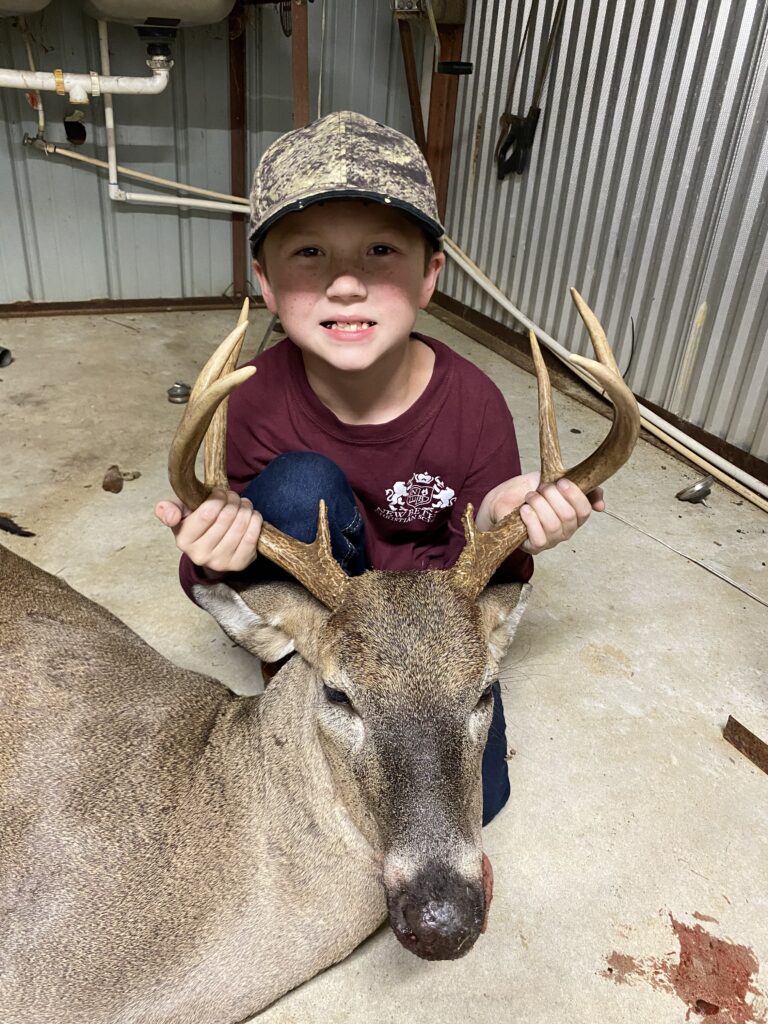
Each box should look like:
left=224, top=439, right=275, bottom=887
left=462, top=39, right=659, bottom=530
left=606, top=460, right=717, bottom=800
left=444, top=0, right=768, bottom=459
left=0, top=0, right=419, bottom=304
left=1, top=0, right=766, bottom=458
left=0, top=3, right=233, bottom=301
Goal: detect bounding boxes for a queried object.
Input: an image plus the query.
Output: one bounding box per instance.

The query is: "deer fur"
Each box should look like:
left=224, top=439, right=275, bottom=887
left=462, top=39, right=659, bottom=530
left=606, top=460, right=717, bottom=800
left=0, top=544, right=529, bottom=1024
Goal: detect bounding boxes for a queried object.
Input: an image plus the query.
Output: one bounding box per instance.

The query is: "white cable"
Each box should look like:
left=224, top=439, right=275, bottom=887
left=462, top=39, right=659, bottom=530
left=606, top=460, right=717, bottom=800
left=606, top=510, right=768, bottom=610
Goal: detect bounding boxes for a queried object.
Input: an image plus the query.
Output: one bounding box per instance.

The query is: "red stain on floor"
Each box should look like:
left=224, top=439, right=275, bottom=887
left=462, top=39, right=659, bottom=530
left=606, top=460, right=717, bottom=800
left=602, top=914, right=765, bottom=1023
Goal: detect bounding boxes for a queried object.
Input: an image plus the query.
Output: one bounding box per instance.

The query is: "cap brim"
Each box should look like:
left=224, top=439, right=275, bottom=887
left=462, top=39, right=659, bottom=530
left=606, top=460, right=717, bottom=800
left=249, top=189, right=444, bottom=251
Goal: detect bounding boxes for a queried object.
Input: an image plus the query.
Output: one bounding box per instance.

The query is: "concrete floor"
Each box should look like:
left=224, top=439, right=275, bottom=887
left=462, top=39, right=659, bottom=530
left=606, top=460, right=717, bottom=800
left=1, top=306, right=767, bottom=1024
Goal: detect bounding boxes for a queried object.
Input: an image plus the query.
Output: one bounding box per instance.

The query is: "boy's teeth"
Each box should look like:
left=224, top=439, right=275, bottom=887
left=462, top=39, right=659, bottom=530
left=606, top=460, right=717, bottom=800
left=326, top=321, right=373, bottom=331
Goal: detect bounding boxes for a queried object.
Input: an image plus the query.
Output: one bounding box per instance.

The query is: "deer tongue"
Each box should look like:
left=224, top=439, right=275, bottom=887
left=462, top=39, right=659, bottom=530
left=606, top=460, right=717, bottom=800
left=481, top=852, right=494, bottom=934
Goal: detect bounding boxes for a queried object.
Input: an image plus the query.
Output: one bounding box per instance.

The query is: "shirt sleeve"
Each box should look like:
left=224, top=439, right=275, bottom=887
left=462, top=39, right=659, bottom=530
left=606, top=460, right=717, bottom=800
left=446, top=384, right=534, bottom=584
left=179, top=552, right=213, bottom=603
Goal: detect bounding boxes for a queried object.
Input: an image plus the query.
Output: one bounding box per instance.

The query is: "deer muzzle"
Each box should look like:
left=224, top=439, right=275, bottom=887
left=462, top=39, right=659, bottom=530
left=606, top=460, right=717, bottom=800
left=385, top=854, right=492, bottom=960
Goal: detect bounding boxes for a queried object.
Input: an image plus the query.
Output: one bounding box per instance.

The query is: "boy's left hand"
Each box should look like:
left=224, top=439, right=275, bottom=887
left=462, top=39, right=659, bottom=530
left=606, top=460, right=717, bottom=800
left=476, top=472, right=605, bottom=555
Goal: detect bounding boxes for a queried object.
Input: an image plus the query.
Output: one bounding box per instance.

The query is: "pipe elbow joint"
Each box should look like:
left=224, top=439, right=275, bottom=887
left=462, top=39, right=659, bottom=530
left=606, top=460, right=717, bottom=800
left=68, top=82, right=90, bottom=105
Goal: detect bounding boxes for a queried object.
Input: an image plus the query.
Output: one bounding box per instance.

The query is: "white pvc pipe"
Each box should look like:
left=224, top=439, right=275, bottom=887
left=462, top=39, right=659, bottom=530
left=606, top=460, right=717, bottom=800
left=29, top=137, right=249, bottom=204
left=97, top=21, right=119, bottom=194
left=20, top=18, right=44, bottom=137
left=443, top=237, right=768, bottom=506
left=92, top=20, right=244, bottom=217
left=120, top=190, right=249, bottom=215
left=0, top=66, right=170, bottom=101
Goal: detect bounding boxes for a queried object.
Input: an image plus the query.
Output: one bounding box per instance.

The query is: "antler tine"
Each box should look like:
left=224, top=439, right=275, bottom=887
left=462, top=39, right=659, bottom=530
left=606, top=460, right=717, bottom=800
left=258, top=501, right=350, bottom=610
left=565, top=288, right=641, bottom=498
left=448, top=501, right=528, bottom=600
left=449, top=289, right=640, bottom=601
left=168, top=352, right=255, bottom=512
left=530, top=329, right=566, bottom=486
left=569, top=287, right=621, bottom=375
left=204, top=298, right=251, bottom=487
left=168, top=309, right=350, bottom=612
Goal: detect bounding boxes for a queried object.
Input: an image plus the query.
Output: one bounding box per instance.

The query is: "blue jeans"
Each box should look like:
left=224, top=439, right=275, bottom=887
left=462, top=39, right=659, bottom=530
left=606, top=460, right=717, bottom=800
left=242, top=451, right=510, bottom=825
left=241, top=451, right=367, bottom=579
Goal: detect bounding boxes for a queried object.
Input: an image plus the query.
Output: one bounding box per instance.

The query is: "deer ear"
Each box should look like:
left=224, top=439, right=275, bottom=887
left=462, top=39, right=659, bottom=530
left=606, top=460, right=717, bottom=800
left=476, top=582, right=532, bottom=665
left=192, top=581, right=331, bottom=664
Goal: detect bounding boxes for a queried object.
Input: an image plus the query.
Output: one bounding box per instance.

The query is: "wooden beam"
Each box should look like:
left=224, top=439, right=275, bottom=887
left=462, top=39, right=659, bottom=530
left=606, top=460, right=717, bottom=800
left=425, top=23, right=465, bottom=222
left=396, top=17, right=427, bottom=154
left=292, top=0, right=310, bottom=129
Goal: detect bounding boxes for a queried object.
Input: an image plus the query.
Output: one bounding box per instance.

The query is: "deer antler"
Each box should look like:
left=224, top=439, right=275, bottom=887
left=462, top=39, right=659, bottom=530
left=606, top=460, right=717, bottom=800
left=168, top=300, right=350, bottom=611
left=449, top=288, right=641, bottom=600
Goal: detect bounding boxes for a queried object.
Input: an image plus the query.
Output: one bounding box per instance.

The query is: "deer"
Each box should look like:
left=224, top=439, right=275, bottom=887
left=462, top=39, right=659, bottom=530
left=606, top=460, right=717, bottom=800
left=0, top=290, right=640, bottom=1024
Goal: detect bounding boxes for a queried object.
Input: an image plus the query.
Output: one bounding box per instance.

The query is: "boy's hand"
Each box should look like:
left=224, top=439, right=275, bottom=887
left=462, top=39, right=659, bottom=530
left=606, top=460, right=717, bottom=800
left=154, top=487, right=263, bottom=575
left=476, top=472, right=605, bottom=555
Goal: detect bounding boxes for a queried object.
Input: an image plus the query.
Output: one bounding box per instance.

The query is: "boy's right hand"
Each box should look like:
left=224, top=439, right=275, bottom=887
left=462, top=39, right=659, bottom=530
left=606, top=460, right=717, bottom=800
left=154, top=487, right=263, bottom=576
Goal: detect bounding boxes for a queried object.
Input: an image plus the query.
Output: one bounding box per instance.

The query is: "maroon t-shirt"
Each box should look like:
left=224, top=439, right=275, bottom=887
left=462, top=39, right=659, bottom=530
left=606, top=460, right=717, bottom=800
left=180, top=333, right=533, bottom=599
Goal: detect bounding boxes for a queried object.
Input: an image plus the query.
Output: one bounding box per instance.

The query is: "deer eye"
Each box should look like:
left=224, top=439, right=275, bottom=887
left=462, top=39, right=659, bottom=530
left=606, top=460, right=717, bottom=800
left=324, top=684, right=351, bottom=705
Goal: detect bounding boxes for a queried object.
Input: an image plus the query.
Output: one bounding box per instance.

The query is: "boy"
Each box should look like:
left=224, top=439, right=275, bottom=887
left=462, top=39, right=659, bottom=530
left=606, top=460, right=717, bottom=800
left=155, top=111, right=602, bottom=825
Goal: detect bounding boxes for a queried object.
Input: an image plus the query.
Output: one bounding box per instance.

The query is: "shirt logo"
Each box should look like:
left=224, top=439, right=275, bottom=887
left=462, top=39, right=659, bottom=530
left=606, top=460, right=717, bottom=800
left=376, top=471, right=456, bottom=523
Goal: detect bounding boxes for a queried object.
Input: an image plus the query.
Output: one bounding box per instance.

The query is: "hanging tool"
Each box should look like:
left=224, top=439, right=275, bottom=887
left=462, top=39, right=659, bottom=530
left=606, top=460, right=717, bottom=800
left=496, top=0, right=566, bottom=179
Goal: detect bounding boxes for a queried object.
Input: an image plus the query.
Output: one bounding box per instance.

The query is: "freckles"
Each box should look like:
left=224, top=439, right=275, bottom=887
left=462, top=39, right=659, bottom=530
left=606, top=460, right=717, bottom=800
left=375, top=278, right=415, bottom=298
left=275, top=284, right=318, bottom=311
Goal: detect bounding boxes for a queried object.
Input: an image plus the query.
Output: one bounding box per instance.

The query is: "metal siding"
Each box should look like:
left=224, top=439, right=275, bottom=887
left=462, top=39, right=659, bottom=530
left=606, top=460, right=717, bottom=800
left=2, top=0, right=766, bottom=461
left=0, top=0, right=232, bottom=301
left=1, top=0, right=421, bottom=302
left=443, top=0, right=768, bottom=460
left=319, top=0, right=416, bottom=132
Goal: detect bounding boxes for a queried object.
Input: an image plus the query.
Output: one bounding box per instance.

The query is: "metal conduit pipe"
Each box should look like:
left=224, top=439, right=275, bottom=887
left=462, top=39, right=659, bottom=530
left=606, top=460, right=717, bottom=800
left=443, top=237, right=768, bottom=513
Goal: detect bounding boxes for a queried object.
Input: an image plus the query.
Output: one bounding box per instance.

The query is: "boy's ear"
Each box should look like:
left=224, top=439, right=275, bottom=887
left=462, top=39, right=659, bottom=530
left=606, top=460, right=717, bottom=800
left=252, top=259, right=278, bottom=314
left=419, top=249, right=446, bottom=309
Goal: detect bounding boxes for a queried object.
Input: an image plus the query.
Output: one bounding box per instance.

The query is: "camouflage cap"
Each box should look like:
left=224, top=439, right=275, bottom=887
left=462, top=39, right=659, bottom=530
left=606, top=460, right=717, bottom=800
left=249, top=110, right=444, bottom=251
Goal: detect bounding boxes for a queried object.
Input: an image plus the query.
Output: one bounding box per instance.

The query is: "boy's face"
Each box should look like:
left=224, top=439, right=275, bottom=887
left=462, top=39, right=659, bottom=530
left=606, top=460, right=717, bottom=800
left=252, top=200, right=445, bottom=374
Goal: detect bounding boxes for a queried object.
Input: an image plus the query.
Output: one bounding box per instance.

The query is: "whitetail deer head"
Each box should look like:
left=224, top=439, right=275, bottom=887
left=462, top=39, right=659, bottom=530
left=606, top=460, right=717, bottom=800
left=168, top=291, right=640, bottom=961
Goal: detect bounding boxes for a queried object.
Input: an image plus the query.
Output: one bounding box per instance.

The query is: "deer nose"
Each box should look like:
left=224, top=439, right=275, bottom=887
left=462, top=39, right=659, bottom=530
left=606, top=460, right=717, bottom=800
left=386, top=865, right=485, bottom=961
